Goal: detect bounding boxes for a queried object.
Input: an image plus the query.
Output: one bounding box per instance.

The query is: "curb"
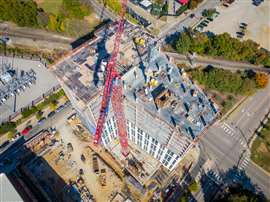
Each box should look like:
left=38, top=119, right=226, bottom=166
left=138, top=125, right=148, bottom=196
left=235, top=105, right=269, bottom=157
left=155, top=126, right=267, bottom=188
left=221, top=96, right=248, bottom=121
left=250, top=159, right=270, bottom=177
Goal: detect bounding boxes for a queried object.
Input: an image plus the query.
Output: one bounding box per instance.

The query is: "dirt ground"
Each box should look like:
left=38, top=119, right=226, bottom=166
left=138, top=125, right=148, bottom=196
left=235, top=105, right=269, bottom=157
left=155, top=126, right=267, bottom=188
left=205, top=0, right=270, bottom=50
left=43, top=116, right=124, bottom=202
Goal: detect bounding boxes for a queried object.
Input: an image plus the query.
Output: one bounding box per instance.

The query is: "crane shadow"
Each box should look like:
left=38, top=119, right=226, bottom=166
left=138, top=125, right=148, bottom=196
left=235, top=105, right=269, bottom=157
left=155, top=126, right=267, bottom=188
left=93, top=24, right=110, bottom=86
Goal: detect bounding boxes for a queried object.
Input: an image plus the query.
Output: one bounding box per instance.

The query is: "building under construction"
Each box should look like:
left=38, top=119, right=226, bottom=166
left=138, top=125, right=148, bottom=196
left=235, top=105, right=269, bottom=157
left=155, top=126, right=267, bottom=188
left=52, top=21, right=217, bottom=174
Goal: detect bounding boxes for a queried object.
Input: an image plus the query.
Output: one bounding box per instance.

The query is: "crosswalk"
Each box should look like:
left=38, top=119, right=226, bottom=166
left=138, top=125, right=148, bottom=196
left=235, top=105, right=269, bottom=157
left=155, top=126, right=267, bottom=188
left=217, top=122, right=248, bottom=148
left=207, top=170, right=222, bottom=183
left=238, top=156, right=250, bottom=170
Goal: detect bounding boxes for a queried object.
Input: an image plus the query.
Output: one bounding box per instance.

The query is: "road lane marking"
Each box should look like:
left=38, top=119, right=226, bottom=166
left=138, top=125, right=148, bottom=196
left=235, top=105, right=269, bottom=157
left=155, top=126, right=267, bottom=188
left=223, top=123, right=235, bottom=131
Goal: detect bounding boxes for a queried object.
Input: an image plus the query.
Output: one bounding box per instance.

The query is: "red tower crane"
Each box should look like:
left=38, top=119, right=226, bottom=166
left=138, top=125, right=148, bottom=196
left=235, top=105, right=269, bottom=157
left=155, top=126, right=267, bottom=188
left=93, top=0, right=129, bottom=156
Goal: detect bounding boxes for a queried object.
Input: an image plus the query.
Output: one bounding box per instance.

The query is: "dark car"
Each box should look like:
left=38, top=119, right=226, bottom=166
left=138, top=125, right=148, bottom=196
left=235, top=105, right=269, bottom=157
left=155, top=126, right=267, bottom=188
left=47, top=111, right=56, bottom=118
left=240, top=22, right=248, bottom=27
left=38, top=117, right=46, bottom=125
left=79, top=168, right=84, bottom=175
left=81, top=154, right=86, bottom=162
left=64, top=100, right=71, bottom=107
left=56, top=105, right=64, bottom=112
left=189, top=13, right=195, bottom=18
left=0, top=140, right=10, bottom=149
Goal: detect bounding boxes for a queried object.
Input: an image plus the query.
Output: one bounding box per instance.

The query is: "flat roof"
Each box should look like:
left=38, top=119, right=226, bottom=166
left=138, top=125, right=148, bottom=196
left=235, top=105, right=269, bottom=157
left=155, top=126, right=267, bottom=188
left=0, top=173, right=23, bottom=202
left=140, top=0, right=152, bottom=8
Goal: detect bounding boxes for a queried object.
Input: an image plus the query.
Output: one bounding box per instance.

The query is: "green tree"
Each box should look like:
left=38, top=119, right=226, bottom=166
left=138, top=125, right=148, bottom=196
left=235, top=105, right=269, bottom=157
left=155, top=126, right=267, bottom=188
left=0, top=0, right=39, bottom=27
left=104, top=0, right=122, bottom=14
left=151, top=3, right=162, bottom=16
left=62, top=0, right=90, bottom=19
left=202, top=8, right=216, bottom=18
left=0, top=122, right=16, bottom=135
left=215, top=185, right=262, bottom=202
left=188, top=181, right=199, bottom=193
left=174, top=30, right=270, bottom=66
left=175, top=32, right=192, bottom=53
left=161, top=2, right=168, bottom=16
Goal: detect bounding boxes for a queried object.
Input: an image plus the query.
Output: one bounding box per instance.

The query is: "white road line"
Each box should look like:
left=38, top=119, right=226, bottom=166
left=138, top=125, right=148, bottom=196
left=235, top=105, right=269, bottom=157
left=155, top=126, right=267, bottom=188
left=224, top=123, right=236, bottom=132
left=224, top=128, right=229, bottom=133
left=220, top=124, right=225, bottom=129
left=242, top=161, right=249, bottom=166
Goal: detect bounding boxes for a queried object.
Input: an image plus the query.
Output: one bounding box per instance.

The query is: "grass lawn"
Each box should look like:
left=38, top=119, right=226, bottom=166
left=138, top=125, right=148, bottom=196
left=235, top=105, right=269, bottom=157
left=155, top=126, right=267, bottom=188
left=38, top=0, right=63, bottom=15
left=251, top=120, right=270, bottom=173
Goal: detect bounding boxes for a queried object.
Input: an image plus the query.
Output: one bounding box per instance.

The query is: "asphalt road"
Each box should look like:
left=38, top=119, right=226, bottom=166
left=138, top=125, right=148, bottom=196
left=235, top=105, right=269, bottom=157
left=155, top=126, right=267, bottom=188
left=158, top=0, right=220, bottom=39
left=0, top=22, right=73, bottom=44
left=199, top=81, right=270, bottom=199
left=165, top=52, right=270, bottom=73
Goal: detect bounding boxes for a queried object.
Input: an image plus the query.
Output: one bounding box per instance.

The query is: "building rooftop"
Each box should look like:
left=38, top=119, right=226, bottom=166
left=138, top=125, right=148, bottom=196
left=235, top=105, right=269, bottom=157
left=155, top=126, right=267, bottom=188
left=52, top=21, right=218, bottom=155
left=123, top=43, right=218, bottom=139
left=139, top=0, right=152, bottom=8
left=0, top=173, right=23, bottom=202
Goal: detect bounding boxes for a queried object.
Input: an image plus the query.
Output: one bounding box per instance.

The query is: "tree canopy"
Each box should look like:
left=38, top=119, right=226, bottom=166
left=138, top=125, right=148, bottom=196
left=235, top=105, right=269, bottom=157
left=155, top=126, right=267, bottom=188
left=215, top=184, right=265, bottom=202
left=174, top=31, right=270, bottom=67
left=0, top=0, right=39, bottom=27
left=189, top=67, right=259, bottom=95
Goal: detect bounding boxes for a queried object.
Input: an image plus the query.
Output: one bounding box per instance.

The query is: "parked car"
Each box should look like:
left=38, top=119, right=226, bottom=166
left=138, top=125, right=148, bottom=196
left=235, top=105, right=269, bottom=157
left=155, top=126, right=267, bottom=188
left=21, top=125, right=33, bottom=135
left=56, top=105, right=64, bottom=112
left=240, top=22, right=248, bottom=27
left=79, top=168, right=84, bottom=175
left=0, top=140, right=10, bottom=149
left=81, top=154, right=86, bottom=162
left=64, top=100, right=71, bottom=107
left=38, top=117, right=46, bottom=125
left=189, top=13, right=195, bottom=18
left=47, top=111, right=56, bottom=118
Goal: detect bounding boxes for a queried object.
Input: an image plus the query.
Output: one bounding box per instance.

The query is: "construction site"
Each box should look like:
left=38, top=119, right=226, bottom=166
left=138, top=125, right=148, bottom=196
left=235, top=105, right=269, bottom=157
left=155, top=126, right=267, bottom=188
left=50, top=17, right=218, bottom=200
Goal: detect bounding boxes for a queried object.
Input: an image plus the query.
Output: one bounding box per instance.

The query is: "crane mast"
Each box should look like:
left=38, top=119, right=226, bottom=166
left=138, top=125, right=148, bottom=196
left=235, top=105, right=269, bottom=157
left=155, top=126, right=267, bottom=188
left=94, top=0, right=129, bottom=156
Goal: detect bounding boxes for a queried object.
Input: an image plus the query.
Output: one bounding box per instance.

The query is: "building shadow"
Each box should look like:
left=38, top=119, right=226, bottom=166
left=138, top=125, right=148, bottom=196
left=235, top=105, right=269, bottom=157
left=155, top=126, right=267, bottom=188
left=0, top=131, right=91, bottom=202
left=161, top=170, right=197, bottom=202
left=70, top=19, right=111, bottom=49
left=199, top=167, right=267, bottom=202
left=164, top=31, right=181, bottom=45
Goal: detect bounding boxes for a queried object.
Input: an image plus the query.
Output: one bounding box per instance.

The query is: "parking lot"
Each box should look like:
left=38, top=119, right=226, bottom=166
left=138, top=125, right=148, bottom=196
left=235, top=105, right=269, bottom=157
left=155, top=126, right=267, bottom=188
left=205, top=0, right=270, bottom=50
